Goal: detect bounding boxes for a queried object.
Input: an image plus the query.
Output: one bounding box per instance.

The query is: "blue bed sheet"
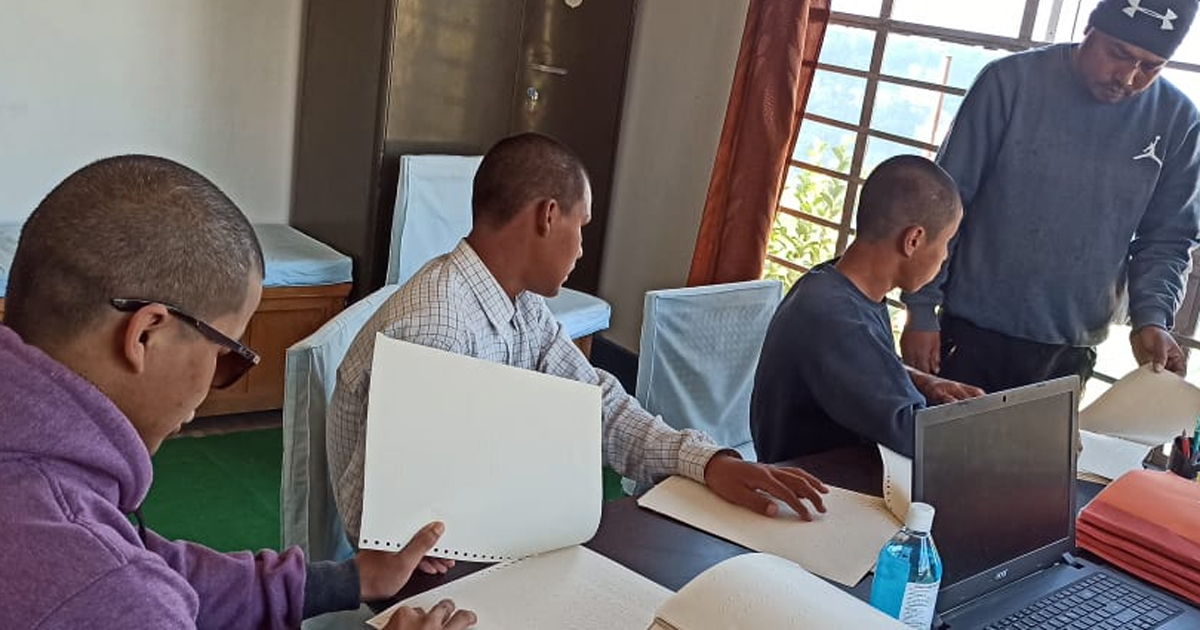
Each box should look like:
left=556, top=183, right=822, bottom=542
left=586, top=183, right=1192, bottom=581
left=255, top=224, right=352, bottom=288
left=0, top=223, right=351, bottom=297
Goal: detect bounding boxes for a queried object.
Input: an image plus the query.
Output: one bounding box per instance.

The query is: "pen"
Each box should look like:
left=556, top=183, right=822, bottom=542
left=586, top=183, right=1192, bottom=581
left=1192, top=414, right=1200, bottom=458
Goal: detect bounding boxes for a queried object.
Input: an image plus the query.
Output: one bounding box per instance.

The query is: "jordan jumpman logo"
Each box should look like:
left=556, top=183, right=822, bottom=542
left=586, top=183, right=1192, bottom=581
left=1134, top=135, right=1164, bottom=167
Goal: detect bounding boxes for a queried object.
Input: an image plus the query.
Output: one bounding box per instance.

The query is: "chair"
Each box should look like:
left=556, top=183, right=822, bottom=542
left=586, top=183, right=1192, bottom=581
left=281, top=284, right=401, bottom=564
left=635, top=280, right=784, bottom=462
left=385, top=154, right=611, bottom=342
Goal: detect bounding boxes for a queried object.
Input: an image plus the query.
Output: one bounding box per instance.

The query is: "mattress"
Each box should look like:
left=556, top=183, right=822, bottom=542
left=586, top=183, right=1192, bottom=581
left=547, top=288, right=612, bottom=339
left=255, top=224, right=353, bottom=288
left=0, top=223, right=352, bottom=297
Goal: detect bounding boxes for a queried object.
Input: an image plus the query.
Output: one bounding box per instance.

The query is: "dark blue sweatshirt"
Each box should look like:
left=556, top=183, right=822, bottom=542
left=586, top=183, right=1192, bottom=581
left=751, top=263, right=926, bottom=462
left=903, top=44, right=1200, bottom=346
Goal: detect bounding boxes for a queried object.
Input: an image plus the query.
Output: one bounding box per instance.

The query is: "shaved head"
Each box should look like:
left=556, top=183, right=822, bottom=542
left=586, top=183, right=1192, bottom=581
left=855, top=155, right=961, bottom=242
left=5, top=155, right=263, bottom=347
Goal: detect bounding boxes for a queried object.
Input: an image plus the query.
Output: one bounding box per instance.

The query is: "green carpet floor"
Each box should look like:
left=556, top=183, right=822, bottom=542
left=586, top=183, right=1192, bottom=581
left=142, top=427, right=628, bottom=554
left=142, top=428, right=283, bottom=552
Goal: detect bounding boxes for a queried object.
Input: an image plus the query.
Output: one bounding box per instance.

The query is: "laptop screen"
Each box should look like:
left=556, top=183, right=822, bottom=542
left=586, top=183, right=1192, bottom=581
left=914, top=376, right=1079, bottom=613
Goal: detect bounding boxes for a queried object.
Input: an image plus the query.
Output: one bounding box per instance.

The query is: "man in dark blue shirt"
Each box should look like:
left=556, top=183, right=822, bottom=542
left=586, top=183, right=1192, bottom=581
left=751, top=156, right=984, bottom=462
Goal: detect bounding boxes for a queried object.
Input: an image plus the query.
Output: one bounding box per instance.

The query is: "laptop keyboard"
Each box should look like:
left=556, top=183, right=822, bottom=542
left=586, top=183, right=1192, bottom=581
left=983, top=573, right=1181, bottom=630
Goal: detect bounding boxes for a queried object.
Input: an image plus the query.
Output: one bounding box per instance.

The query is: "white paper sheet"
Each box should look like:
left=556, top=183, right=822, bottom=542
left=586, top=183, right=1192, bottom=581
left=1077, top=429, right=1152, bottom=482
left=637, top=477, right=899, bottom=587
left=359, top=335, right=603, bottom=561
left=367, top=546, right=671, bottom=630
left=651, top=553, right=906, bottom=630
left=880, top=445, right=912, bottom=521
left=1079, top=365, right=1200, bottom=446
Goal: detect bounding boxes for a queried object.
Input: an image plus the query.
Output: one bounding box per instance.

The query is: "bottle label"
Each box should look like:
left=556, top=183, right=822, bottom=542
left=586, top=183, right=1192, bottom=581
left=898, top=581, right=940, bottom=628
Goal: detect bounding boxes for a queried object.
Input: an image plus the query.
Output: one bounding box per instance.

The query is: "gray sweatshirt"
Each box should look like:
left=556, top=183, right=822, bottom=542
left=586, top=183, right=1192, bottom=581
left=902, top=44, right=1200, bottom=346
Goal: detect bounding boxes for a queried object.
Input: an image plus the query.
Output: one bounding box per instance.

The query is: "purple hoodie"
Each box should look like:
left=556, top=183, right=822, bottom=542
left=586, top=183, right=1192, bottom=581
left=0, top=325, right=307, bottom=629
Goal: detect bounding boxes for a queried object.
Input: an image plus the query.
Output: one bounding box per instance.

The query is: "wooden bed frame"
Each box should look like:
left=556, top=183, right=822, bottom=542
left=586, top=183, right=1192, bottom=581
left=0, top=283, right=352, bottom=418
left=196, top=283, right=351, bottom=416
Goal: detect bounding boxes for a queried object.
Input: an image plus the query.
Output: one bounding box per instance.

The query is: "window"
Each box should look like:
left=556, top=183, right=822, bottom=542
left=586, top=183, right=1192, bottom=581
left=765, top=1, right=1200, bottom=386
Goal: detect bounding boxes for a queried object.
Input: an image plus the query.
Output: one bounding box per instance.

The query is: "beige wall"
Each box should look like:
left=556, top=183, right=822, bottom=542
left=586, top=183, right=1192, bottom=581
left=0, top=0, right=303, bottom=223
left=598, top=0, right=751, bottom=351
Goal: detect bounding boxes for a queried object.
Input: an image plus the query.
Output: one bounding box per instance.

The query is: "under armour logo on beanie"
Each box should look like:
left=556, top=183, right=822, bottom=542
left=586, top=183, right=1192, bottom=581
left=1090, top=0, right=1199, bottom=57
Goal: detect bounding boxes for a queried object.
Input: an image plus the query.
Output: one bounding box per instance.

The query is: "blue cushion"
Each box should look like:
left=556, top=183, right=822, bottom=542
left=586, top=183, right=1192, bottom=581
left=636, top=280, right=783, bottom=460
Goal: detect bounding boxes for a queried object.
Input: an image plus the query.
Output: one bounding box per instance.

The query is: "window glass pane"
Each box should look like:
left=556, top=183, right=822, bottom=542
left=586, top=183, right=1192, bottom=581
left=820, top=25, right=876, bottom=71
left=1034, top=0, right=1080, bottom=42
left=891, top=0, right=1029, bottom=38
left=862, top=135, right=934, bottom=176
left=1170, top=20, right=1200, bottom=64
left=780, top=166, right=850, bottom=224
left=1049, top=0, right=1090, bottom=42
left=793, top=120, right=856, bottom=173
left=767, top=213, right=841, bottom=272
left=1161, top=68, right=1200, bottom=107
left=887, top=303, right=908, bottom=347
left=871, top=81, right=963, bottom=147
left=808, top=70, right=867, bottom=124
left=881, top=34, right=1009, bottom=91
left=833, top=0, right=884, bottom=18
left=763, top=258, right=803, bottom=291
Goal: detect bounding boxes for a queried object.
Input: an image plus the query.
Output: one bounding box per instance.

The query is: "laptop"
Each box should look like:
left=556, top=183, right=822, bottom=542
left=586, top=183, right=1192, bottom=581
left=912, top=376, right=1200, bottom=630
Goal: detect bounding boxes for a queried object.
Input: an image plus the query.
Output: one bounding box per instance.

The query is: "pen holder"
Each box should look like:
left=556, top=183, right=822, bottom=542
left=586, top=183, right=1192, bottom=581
left=1167, top=440, right=1200, bottom=480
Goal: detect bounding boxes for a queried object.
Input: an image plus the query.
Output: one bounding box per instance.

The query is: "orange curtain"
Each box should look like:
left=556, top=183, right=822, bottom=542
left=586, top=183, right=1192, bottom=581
left=687, top=0, right=831, bottom=286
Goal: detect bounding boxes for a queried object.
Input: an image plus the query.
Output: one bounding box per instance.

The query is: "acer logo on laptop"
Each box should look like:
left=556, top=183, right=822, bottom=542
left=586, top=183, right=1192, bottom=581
left=993, top=569, right=1009, bottom=582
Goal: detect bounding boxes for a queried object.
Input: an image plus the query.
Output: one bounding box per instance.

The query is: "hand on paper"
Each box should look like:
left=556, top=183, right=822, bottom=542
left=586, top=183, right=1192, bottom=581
left=1130, top=325, right=1185, bottom=376
left=357, top=521, right=456, bottom=602
left=384, top=599, right=477, bottom=630
left=418, top=557, right=456, bottom=575
left=909, top=370, right=985, bottom=404
left=900, top=328, right=941, bottom=374
left=703, top=454, right=829, bottom=520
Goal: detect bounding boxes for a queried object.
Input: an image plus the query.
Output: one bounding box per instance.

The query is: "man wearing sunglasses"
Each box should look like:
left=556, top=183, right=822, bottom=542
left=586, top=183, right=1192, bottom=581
left=0, top=155, right=474, bottom=629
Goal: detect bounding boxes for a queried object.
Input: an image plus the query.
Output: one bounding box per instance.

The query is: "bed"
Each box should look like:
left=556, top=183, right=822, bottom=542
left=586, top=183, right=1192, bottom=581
left=0, top=223, right=353, bottom=417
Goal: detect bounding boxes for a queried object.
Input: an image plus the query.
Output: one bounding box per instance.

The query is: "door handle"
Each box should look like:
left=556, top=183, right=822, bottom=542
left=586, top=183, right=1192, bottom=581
left=528, top=63, right=568, bottom=76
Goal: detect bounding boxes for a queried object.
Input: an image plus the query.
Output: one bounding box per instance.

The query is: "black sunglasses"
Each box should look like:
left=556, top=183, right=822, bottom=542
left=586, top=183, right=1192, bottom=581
left=110, top=298, right=260, bottom=389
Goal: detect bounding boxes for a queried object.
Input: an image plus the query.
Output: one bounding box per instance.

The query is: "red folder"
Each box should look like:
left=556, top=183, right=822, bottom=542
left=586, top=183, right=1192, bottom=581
left=1076, top=470, right=1200, bottom=605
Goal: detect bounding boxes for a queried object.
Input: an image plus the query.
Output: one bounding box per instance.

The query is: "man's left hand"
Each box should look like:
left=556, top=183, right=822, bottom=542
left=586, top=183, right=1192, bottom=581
left=703, top=454, right=828, bottom=520
left=357, top=521, right=456, bottom=602
left=918, top=374, right=986, bottom=404
left=1130, top=325, right=1185, bottom=375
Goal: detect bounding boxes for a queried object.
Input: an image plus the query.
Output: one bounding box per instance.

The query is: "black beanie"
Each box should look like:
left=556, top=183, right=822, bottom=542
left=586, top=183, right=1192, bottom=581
left=1089, top=0, right=1199, bottom=58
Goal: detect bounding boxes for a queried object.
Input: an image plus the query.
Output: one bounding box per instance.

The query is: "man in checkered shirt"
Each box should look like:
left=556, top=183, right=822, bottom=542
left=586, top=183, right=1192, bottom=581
left=328, top=133, right=830, bottom=549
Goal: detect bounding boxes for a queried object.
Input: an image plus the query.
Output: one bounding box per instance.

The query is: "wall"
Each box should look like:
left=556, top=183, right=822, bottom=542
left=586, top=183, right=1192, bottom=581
left=0, top=0, right=302, bottom=223
left=598, top=0, right=751, bottom=351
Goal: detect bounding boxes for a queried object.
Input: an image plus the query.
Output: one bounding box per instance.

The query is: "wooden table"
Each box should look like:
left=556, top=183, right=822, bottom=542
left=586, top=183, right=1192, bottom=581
left=391, top=445, right=1105, bottom=605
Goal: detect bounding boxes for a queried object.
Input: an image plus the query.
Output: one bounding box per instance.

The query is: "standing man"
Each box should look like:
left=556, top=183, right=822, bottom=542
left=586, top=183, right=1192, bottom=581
left=901, top=0, right=1200, bottom=393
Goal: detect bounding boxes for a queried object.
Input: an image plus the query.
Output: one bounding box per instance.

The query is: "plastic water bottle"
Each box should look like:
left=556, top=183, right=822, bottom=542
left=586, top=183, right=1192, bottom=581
left=869, top=502, right=943, bottom=629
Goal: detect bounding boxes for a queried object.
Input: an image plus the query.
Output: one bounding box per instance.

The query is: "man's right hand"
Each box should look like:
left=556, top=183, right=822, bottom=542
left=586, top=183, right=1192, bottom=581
left=901, top=328, right=942, bottom=374
left=384, top=599, right=477, bottom=629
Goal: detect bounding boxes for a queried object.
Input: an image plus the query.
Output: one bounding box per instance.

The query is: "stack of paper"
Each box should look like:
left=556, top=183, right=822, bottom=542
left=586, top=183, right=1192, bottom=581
left=368, top=546, right=671, bottom=630
left=649, top=553, right=907, bottom=630
left=1077, top=366, right=1200, bottom=482
left=636, top=446, right=908, bottom=588
left=359, top=335, right=602, bottom=560
left=1077, top=470, right=1200, bottom=605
